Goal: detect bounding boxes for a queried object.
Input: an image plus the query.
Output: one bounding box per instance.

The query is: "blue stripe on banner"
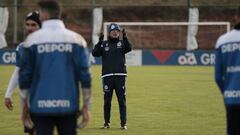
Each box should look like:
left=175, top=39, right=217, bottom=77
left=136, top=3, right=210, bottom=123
left=142, top=50, right=160, bottom=65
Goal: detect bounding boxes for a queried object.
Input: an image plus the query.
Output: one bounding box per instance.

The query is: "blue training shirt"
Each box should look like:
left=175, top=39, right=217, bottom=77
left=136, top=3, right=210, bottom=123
left=19, top=20, right=91, bottom=115
left=215, top=29, right=240, bottom=105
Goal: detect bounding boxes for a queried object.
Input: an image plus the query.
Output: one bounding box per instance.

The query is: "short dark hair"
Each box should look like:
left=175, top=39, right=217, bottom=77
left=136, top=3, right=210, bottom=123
left=38, top=0, right=62, bottom=18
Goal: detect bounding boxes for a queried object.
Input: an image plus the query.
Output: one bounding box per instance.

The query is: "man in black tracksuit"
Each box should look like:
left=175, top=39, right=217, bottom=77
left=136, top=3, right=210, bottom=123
left=92, top=23, right=132, bottom=130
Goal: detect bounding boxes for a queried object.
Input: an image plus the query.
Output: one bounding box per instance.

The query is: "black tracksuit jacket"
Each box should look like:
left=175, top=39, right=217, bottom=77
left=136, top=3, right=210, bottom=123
left=92, top=36, right=132, bottom=77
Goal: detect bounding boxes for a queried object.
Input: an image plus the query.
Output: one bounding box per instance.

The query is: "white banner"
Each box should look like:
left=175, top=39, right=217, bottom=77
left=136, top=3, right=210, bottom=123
left=126, top=50, right=142, bottom=66
left=0, top=7, right=9, bottom=49
left=187, top=8, right=199, bottom=51
left=92, top=8, right=103, bottom=46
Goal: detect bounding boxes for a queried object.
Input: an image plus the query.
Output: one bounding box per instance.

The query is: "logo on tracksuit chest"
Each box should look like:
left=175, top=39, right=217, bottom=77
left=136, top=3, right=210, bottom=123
left=117, top=42, right=122, bottom=48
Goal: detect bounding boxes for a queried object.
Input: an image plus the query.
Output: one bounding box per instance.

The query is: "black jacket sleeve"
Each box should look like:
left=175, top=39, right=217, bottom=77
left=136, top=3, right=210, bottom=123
left=123, top=36, right=132, bottom=54
left=92, top=41, right=103, bottom=57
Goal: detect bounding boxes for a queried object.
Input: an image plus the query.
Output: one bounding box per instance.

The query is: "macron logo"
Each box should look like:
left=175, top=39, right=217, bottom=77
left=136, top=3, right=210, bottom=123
left=37, top=43, right=72, bottom=53
left=224, top=90, right=240, bottom=98
left=38, top=100, right=70, bottom=108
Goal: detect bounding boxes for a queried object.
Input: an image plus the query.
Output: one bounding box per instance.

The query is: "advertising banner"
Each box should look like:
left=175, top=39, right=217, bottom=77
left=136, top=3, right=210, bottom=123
left=0, top=49, right=215, bottom=66
left=142, top=50, right=215, bottom=65
left=0, top=49, right=16, bottom=65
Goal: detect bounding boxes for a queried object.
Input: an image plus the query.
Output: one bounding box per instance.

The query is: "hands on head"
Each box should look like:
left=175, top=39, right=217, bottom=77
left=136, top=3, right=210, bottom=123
left=122, top=28, right=126, bottom=37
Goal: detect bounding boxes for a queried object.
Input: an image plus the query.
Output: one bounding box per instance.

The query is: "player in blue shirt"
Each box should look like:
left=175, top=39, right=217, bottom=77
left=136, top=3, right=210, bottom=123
left=4, top=11, right=41, bottom=135
left=215, top=7, right=240, bottom=135
left=19, top=1, right=92, bottom=135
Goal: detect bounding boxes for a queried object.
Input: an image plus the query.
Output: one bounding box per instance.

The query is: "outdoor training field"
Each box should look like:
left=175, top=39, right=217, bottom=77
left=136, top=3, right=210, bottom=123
left=0, top=65, right=225, bottom=135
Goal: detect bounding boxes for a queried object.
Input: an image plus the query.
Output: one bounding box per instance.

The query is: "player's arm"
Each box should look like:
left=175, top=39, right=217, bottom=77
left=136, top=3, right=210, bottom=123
left=215, top=46, right=224, bottom=94
left=19, top=46, right=35, bottom=129
left=122, top=29, right=132, bottom=54
left=19, top=48, right=34, bottom=128
left=73, top=44, right=92, bottom=128
left=78, top=47, right=91, bottom=111
left=19, top=47, right=34, bottom=91
left=92, top=33, right=104, bottom=57
left=19, top=89, right=34, bottom=129
left=4, top=67, right=20, bottom=110
left=19, top=47, right=34, bottom=113
left=5, top=45, right=23, bottom=110
left=78, top=87, right=91, bottom=129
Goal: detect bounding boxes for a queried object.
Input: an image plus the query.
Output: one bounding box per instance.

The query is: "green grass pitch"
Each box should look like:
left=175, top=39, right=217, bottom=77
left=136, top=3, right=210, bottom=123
left=0, top=65, right=225, bottom=135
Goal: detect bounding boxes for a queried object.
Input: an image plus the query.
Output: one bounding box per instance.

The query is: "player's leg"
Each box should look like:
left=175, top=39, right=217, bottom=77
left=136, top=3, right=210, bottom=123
left=114, top=76, right=127, bottom=129
left=103, top=76, right=114, bottom=128
left=30, top=115, right=54, bottom=135
left=226, top=105, right=240, bottom=135
left=55, top=114, right=77, bottom=135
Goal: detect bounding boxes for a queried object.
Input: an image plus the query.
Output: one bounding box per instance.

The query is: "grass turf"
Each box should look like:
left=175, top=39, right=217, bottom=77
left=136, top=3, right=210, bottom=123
left=0, top=65, right=225, bottom=135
